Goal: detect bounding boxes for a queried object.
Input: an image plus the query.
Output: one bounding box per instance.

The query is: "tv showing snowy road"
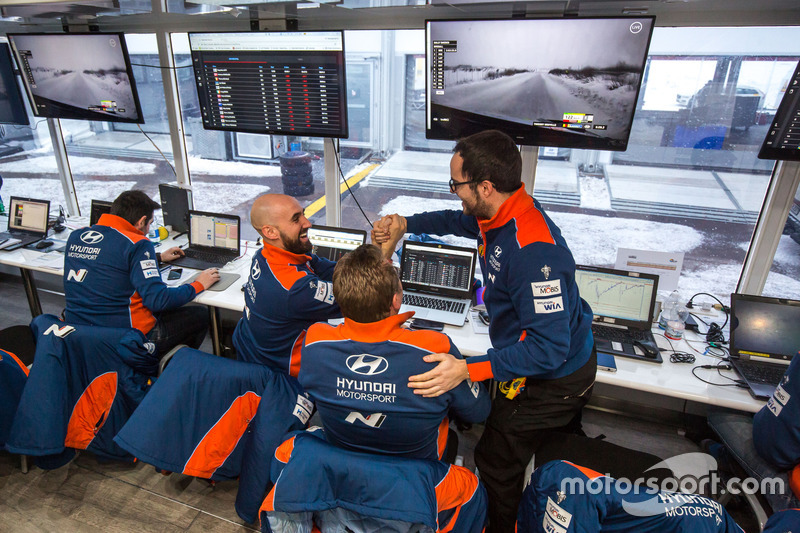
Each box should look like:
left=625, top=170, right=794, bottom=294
left=8, top=33, right=143, bottom=123
left=426, top=18, right=654, bottom=150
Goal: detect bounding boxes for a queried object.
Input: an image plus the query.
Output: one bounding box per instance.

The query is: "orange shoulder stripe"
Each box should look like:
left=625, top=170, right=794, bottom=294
left=274, top=435, right=297, bottom=464
left=65, top=372, right=118, bottom=450
left=435, top=464, right=480, bottom=532
left=265, top=261, right=308, bottom=292
left=2, top=349, right=30, bottom=377
left=513, top=208, right=555, bottom=249
left=393, top=328, right=452, bottom=354
left=304, top=322, right=341, bottom=346
left=183, top=391, right=262, bottom=478
left=563, top=460, right=604, bottom=480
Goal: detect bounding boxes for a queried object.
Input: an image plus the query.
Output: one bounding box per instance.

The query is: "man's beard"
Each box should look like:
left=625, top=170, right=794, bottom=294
left=463, top=193, right=493, bottom=220
left=281, top=229, right=312, bottom=255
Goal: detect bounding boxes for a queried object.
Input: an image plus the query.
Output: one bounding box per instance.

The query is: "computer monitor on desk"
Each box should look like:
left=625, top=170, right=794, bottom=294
left=89, top=199, right=112, bottom=226
left=159, top=183, right=193, bottom=234
left=307, top=225, right=366, bottom=262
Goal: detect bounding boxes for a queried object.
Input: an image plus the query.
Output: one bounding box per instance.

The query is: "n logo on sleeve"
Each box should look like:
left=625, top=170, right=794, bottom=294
left=44, top=324, right=76, bottom=338
left=67, top=269, right=88, bottom=282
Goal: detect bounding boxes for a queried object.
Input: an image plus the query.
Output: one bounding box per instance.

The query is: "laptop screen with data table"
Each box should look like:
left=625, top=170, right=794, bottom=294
left=307, top=225, right=366, bottom=262
left=400, top=241, right=476, bottom=298
left=188, top=210, right=240, bottom=254
left=9, top=196, right=49, bottom=234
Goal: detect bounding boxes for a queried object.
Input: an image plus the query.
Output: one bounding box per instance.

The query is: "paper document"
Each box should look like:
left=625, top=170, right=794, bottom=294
left=615, top=248, right=684, bottom=292
left=469, top=310, right=489, bottom=335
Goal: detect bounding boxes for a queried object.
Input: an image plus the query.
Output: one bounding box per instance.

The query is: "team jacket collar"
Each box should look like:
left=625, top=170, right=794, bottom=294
left=339, top=311, right=415, bottom=342
left=261, top=243, right=311, bottom=264
left=98, top=213, right=144, bottom=235
left=477, top=187, right=534, bottom=233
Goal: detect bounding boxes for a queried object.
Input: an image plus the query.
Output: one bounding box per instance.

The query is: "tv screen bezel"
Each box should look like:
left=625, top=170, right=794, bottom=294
left=7, top=32, right=144, bottom=124
left=0, top=42, right=30, bottom=126
left=425, top=16, right=655, bottom=151
left=187, top=30, right=349, bottom=139
left=758, top=59, right=800, bottom=162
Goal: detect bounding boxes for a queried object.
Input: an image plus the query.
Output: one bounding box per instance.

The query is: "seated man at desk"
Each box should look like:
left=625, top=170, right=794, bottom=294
left=298, top=243, right=490, bottom=460
left=374, top=129, right=596, bottom=533
left=64, top=190, right=220, bottom=356
left=232, top=193, right=343, bottom=375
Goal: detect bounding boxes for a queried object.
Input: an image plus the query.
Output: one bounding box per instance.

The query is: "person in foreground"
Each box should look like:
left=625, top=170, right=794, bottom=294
left=298, top=243, right=490, bottom=461
left=374, top=129, right=596, bottom=532
left=232, top=193, right=343, bottom=375
left=64, top=190, right=219, bottom=355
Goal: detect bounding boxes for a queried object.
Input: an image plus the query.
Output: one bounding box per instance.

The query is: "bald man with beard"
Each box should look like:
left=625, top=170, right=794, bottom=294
left=233, top=194, right=392, bottom=378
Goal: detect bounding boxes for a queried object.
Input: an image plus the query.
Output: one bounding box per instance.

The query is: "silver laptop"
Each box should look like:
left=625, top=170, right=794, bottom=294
left=170, top=210, right=240, bottom=270
left=730, top=293, right=800, bottom=399
left=575, top=265, right=662, bottom=363
left=0, top=196, right=50, bottom=250
left=307, top=225, right=367, bottom=262
left=398, top=240, right=477, bottom=326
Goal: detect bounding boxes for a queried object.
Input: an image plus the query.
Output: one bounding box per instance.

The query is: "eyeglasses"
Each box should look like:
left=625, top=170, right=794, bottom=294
left=449, top=178, right=479, bottom=193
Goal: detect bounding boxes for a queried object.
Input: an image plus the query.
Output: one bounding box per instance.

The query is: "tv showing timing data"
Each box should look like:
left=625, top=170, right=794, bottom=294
left=7, top=32, right=143, bottom=124
left=426, top=17, right=655, bottom=151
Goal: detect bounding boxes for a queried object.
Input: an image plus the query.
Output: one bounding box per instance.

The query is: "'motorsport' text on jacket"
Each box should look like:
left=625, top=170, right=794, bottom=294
left=299, top=312, right=490, bottom=460
left=233, top=244, right=341, bottom=375
left=517, top=460, right=744, bottom=533
left=753, top=355, right=800, bottom=470
left=6, top=314, right=156, bottom=466
left=64, top=214, right=204, bottom=335
left=113, top=348, right=311, bottom=524
left=406, top=188, right=594, bottom=382
left=260, top=430, right=487, bottom=533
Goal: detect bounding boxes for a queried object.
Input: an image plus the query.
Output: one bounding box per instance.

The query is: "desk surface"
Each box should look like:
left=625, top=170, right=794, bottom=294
left=0, top=218, right=765, bottom=414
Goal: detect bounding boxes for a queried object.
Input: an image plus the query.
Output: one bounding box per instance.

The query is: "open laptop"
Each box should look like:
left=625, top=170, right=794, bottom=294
left=89, top=199, right=112, bottom=226
left=308, top=225, right=367, bottom=262
left=729, top=293, right=800, bottom=399
left=0, top=196, right=50, bottom=250
left=575, top=265, right=662, bottom=363
left=170, top=210, right=241, bottom=270
left=398, top=240, right=477, bottom=326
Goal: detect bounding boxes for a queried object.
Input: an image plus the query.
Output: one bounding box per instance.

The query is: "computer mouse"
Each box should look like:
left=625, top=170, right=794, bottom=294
left=633, top=341, right=660, bottom=359
left=35, top=240, right=54, bottom=249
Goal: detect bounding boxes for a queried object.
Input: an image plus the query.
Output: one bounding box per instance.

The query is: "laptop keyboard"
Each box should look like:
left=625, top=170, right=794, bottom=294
left=184, top=249, right=232, bottom=264
left=592, top=324, right=650, bottom=342
left=403, top=294, right=466, bottom=314
left=735, top=360, right=786, bottom=385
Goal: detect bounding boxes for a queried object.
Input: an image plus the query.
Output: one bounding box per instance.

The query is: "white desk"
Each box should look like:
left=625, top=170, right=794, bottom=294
left=444, top=320, right=764, bottom=413
left=0, top=224, right=765, bottom=414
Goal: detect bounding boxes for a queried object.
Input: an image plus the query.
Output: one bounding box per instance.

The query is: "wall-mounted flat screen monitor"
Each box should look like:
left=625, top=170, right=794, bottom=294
left=758, top=60, right=800, bottom=161
left=426, top=17, right=655, bottom=151
left=188, top=31, right=348, bottom=138
left=0, top=43, right=29, bottom=125
left=7, top=32, right=143, bottom=124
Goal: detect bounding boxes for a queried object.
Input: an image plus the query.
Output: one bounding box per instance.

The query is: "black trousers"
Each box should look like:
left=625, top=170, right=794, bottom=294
left=474, top=348, right=597, bottom=533
left=147, top=304, right=209, bottom=356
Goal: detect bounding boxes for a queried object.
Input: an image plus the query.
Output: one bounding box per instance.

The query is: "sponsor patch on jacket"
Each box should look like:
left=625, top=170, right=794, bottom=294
left=532, top=280, right=562, bottom=298
left=774, top=383, right=790, bottom=406
left=534, top=296, right=564, bottom=314
left=546, top=496, right=572, bottom=528
left=313, top=281, right=335, bottom=304
left=467, top=378, right=480, bottom=398
left=297, top=394, right=314, bottom=414
left=293, top=396, right=313, bottom=424
left=143, top=268, right=160, bottom=279
left=542, top=512, right=567, bottom=533
left=140, top=260, right=157, bottom=270
left=767, top=396, right=783, bottom=417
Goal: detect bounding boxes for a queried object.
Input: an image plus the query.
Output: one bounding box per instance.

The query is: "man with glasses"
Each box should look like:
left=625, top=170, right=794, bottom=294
left=64, top=190, right=219, bottom=356
left=373, top=129, right=596, bottom=533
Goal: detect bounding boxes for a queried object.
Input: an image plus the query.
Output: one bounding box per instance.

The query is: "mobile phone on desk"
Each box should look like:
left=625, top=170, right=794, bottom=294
left=167, top=268, right=183, bottom=280
left=597, top=351, right=617, bottom=373
left=409, top=318, right=445, bottom=331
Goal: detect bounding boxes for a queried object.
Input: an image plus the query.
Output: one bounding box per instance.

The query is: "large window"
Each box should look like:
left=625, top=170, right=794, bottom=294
left=765, top=180, right=800, bottom=299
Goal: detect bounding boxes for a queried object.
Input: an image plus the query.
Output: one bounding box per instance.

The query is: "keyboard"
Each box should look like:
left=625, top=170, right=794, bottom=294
left=734, top=360, right=787, bottom=385
left=403, top=293, right=466, bottom=314
left=184, top=248, right=233, bottom=264
left=592, top=324, right=650, bottom=342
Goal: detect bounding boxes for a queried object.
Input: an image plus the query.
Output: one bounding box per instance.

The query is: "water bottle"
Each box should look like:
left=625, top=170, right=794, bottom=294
left=665, top=304, right=689, bottom=340
left=658, top=290, right=681, bottom=330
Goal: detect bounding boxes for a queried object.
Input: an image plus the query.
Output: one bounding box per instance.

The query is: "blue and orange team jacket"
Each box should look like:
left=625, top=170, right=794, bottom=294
left=260, top=430, right=487, bottom=533
left=6, top=314, right=155, bottom=463
left=407, top=187, right=594, bottom=383
left=753, top=355, right=800, bottom=470
left=299, top=311, right=490, bottom=460
left=63, top=214, right=204, bottom=335
left=0, top=347, right=29, bottom=447
left=517, top=460, right=744, bottom=533
left=232, top=243, right=341, bottom=375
